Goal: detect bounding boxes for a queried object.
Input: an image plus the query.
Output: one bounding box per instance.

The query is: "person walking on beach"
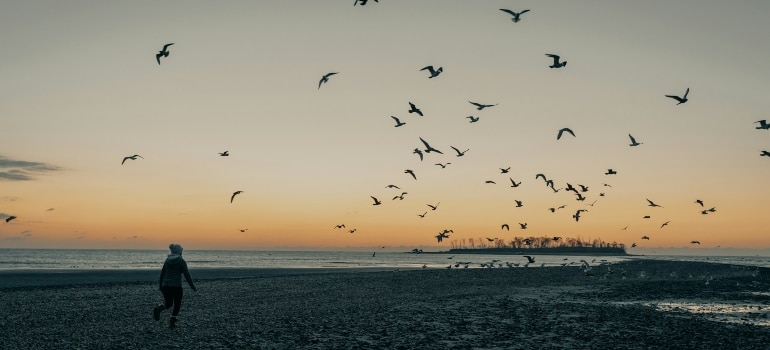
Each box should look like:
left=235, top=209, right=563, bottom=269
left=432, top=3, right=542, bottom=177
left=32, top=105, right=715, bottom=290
left=153, top=243, right=197, bottom=328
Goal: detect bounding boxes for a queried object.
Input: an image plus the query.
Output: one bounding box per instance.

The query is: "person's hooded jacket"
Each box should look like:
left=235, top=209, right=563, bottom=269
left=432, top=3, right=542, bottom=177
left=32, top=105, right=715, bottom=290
left=159, top=254, right=196, bottom=290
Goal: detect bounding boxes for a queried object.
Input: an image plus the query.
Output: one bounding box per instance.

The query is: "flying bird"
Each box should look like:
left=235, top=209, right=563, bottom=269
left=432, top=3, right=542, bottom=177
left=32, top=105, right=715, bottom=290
left=353, top=0, right=378, bottom=5
left=419, top=137, right=443, bottom=154
left=501, top=224, right=510, bottom=231
left=557, top=128, right=575, bottom=140
left=5, top=215, right=17, bottom=223
left=509, top=178, right=521, bottom=187
left=405, top=169, right=417, bottom=180
left=500, top=167, right=511, bottom=174
left=435, top=163, right=451, bottom=168
left=485, top=180, right=497, bottom=184
left=628, top=134, right=642, bottom=147
left=573, top=209, right=588, bottom=222
left=468, top=101, right=498, bottom=110
left=695, top=199, right=704, bottom=207
left=390, top=116, right=406, bottom=127
left=348, top=228, right=357, bottom=234
left=385, top=184, right=400, bottom=189
left=418, top=212, right=427, bottom=218
left=392, top=192, right=407, bottom=200
left=660, top=221, right=670, bottom=228
left=370, top=196, right=382, bottom=206
left=641, top=236, right=650, bottom=240
left=605, top=169, right=617, bottom=175
left=156, top=43, right=174, bottom=65
left=646, top=199, right=663, bottom=208
left=121, top=155, right=144, bottom=165
left=519, top=223, right=527, bottom=229
left=665, top=88, right=689, bottom=105
left=690, top=240, right=701, bottom=245
left=523, top=255, right=535, bottom=264
left=514, top=200, right=523, bottom=207
left=761, top=151, right=770, bottom=157
left=239, top=229, right=248, bottom=232
left=420, top=65, right=443, bottom=78
left=218, top=151, right=230, bottom=156
left=466, top=116, right=480, bottom=123
left=427, top=202, right=440, bottom=211
left=231, top=191, right=243, bottom=203
left=546, top=54, right=567, bottom=68
left=408, top=102, right=423, bottom=116
left=499, top=9, right=530, bottom=23
left=755, top=120, right=770, bottom=130
left=334, top=224, right=346, bottom=229
left=413, top=148, right=424, bottom=161
left=318, top=72, right=338, bottom=89
left=450, top=146, right=469, bottom=157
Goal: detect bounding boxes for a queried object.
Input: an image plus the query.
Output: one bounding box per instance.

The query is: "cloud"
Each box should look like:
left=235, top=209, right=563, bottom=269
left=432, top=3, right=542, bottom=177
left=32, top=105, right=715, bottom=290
left=0, top=156, right=61, bottom=181
left=4, top=231, right=32, bottom=241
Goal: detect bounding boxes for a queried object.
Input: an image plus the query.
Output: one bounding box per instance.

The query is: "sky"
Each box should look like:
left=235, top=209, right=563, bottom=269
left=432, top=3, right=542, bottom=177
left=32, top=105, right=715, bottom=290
left=1, top=1, right=769, bottom=251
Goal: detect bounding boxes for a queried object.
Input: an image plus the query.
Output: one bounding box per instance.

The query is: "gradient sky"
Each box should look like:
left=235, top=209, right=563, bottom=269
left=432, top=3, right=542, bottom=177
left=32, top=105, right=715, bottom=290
left=1, top=1, right=769, bottom=251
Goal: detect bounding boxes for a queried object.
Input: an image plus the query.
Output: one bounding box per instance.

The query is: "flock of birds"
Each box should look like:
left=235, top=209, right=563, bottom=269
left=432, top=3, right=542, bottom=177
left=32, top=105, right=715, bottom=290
left=4, top=3, right=767, bottom=254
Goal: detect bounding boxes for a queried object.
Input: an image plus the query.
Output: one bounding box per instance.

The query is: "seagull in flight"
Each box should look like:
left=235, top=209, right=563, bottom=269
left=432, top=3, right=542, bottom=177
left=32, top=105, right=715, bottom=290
left=660, top=221, right=670, bottom=228
left=408, top=102, right=423, bottom=116
left=641, top=236, right=650, bottom=240
left=761, top=151, right=770, bottom=157
left=334, top=224, right=346, bottom=229
left=557, top=128, right=575, bottom=140
left=665, top=88, right=689, bottom=105
left=499, top=9, right=530, bottom=23
left=5, top=215, right=17, bottom=223
left=122, top=155, right=143, bottom=165
left=468, top=101, right=498, bottom=110
left=755, top=120, right=770, bottom=130
left=419, top=137, right=443, bottom=154
left=523, top=255, right=535, bottom=264
left=605, top=169, right=617, bottom=175
left=501, top=224, right=510, bottom=231
left=218, top=151, right=229, bottom=156
left=485, top=180, right=497, bottom=184
left=466, top=116, right=480, bottom=123
left=500, top=167, right=511, bottom=174
left=392, top=192, right=407, bottom=200
left=435, top=163, right=451, bottom=168
left=514, top=200, right=524, bottom=207
left=370, top=196, right=382, bottom=206
left=573, top=209, right=588, bottom=222
left=427, top=202, right=440, bottom=211
left=390, top=116, right=406, bottom=127
left=231, top=191, right=243, bottom=203
left=509, top=178, right=521, bottom=187
left=546, top=54, right=567, bottom=68
left=628, top=134, right=642, bottom=147
left=450, top=146, right=469, bottom=157
left=156, top=43, right=174, bottom=65
left=420, top=65, right=443, bottom=78
left=318, top=72, right=338, bottom=89
left=385, top=184, right=400, bottom=189
left=353, top=0, right=378, bottom=5
left=418, top=211, right=427, bottom=218
left=646, top=199, right=663, bottom=208
left=405, top=169, right=417, bottom=180
left=519, top=223, right=527, bottom=229
left=690, top=240, right=701, bottom=245
left=413, top=148, right=424, bottom=161
left=695, top=199, right=704, bottom=207
left=239, top=229, right=248, bottom=232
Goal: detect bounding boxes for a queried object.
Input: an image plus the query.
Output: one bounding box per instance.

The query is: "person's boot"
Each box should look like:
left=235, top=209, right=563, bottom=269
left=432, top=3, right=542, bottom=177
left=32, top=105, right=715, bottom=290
left=169, top=316, right=178, bottom=328
left=153, top=304, right=164, bottom=321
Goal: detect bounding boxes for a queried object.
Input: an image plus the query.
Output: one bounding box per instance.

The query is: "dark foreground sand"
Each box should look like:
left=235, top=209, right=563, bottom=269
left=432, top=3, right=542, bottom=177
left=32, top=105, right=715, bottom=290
left=2, top=259, right=770, bottom=349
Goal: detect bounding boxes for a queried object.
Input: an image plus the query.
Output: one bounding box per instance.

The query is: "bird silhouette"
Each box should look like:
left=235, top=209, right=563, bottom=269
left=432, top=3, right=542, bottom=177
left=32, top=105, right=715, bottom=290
left=557, top=128, right=575, bottom=140
left=665, top=88, right=689, bottom=105
left=318, top=72, right=338, bottom=89
left=578, top=184, right=589, bottom=192
left=755, top=120, right=770, bottom=130
left=348, top=228, right=357, bottom=234
left=501, top=224, right=510, bottom=231
left=690, top=240, right=701, bottom=245
left=485, top=180, right=497, bottom=184
left=413, top=148, right=424, bottom=161
left=370, top=196, right=382, bottom=205
left=334, top=224, right=346, bottom=229
left=468, top=101, right=498, bottom=110
left=450, top=146, right=469, bottom=157
left=156, top=43, right=174, bottom=65
left=631, top=243, right=637, bottom=247
left=761, top=151, right=770, bottom=157
left=695, top=199, right=704, bottom=207
left=643, top=215, right=651, bottom=219
left=514, top=200, right=523, bottom=207
left=417, top=211, right=428, bottom=218
left=519, top=223, right=527, bottom=229
left=427, top=202, right=440, bottom=211
left=218, top=151, right=229, bottom=156
left=509, top=178, right=521, bottom=187
left=420, top=65, right=443, bottom=78
left=641, top=236, right=650, bottom=240
left=239, top=229, right=248, bottom=232
left=466, top=116, right=480, bottom=123
left=405, top=169, right=417, bottom=180
left=605, top=169, right=617, bottom=175
left=408, top=102, right=423, bottom=116
left=390, top=116, right=406, bottom=127
left=231, top=191, right=243, bottom=203
left=573, top=209, right=588, bottom=222
left=435, top=163, right=451, bottom=168
left=628, top=134, right=642, bottom=147
left=5, top=215, right=17, bottom=223
left=392, top=192, right=407, bottom=200
left=122, top=155, right=144, bottom=165
left=419, top=137, right=443, bottom=154
left=546, top=54, right=567, bottom=68
left=500, top=167, right=511, bottom=174
left=353, top=0, right=378, bottom=5
left=523, top=255, right=535, bottom=263
left=660, top=221, right=670, bottom=228
left=385, top=184, right=400, bottom=189
left=646, top=199, right=663, bottom=208
left=499, top=9, right=530, bottom=23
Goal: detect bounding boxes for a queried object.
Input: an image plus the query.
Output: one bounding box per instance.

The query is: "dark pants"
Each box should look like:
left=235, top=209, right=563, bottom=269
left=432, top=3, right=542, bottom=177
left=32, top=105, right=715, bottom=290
left=161, top=286, right=184, bottom=316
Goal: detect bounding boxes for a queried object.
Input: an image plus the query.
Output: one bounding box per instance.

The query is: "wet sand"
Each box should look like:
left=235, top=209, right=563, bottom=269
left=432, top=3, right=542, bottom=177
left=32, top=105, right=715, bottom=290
left=1, top=259, right=769, bottom=349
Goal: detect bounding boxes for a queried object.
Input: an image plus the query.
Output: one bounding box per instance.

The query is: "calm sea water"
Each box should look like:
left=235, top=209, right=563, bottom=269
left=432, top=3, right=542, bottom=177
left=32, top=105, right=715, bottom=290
left=0, top=249, right=768, bottom=270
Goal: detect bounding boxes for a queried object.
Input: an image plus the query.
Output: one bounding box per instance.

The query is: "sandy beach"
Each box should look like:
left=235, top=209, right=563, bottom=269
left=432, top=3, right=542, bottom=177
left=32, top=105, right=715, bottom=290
left=2, top=259, right=770, bottom=349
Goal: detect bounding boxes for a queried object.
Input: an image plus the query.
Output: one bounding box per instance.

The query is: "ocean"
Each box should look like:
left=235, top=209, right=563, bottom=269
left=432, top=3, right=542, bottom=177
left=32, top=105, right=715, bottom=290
left=1, top=249, right=769, bottom=270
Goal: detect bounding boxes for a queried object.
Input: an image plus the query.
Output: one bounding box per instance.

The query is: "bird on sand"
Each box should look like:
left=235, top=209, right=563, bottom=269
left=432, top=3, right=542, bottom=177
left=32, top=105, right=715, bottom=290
left=466, top=116, right=480, bottom=123
left=370, top=196, right=382, bottom=206
left=665, top=88, right=689, bottom=105
left=5, top=215, right=16, bottom=223
left=557, top=128, right=575, bottom=140
left=218, top=151, right=229, bottom=156
left=755, top=120, right=770, bottom=130
left=546, top=54, right=567, bottom=68
left=413, top=148, right=424, bottom=161
left=408, top=102, right=423, bottom=116
left=499, top=9, right=530, bottom=23
left=405, top=169, right=417, bottom=180
left=318, top=72, right=338, bottom=89
left=628, top=134, right=642, bottom=147
left=450, top=146, right=469, bottom=157
left=605, top=169, right=617, bottom=175
left=122, top=154, right=143, bottom=165
left=420, top=65, right=443, bottom=78
left=230, top=191, right=244, bottom=203
left=156, top=43, right=174, bottom=65
left=468, top=101, right=498, bottom=110
left=427, top=202, right=440, bottom=211
left=523, top=255, right=536, bottom=263
left=419, top=137, right=443, bottom=154
left=390, top=116, right=406, bottom=127
left=646, top=199, right=663, bottom=208
left=501, top=224, right=510, bottom=231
